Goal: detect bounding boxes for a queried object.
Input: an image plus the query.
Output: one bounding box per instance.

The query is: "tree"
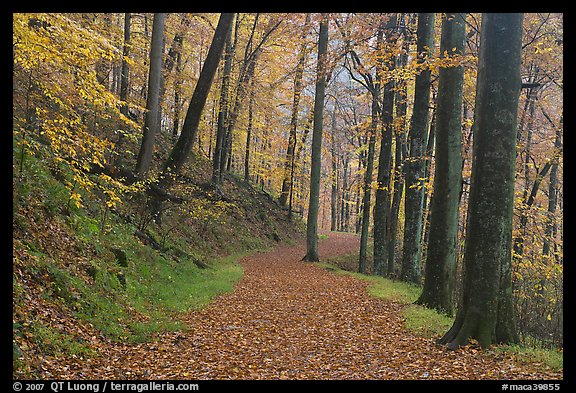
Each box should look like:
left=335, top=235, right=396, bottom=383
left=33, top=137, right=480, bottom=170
left=372, top=15, right=397, bottom=277
left=212, top=14, right=236, bottom=184
left=302, top=14, right=329, bottom=262
left=416, top=13, right=465, bottom=312
left=119, top=13, right=131, bottom=118
left=280, top=13, right=312, bottom=207
left=135, top=13, right=166, bottom=176
left=158, top=13, right=235, bottom=189
left=439, top=13, right=523, bottom=349
left=401, top=13, right=435, bottom=283
left=387, top=13, right=409, bottom=275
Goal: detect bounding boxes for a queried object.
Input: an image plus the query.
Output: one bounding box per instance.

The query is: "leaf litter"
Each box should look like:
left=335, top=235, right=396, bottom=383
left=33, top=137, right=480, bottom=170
left=38, top=232, right=562, bottom=380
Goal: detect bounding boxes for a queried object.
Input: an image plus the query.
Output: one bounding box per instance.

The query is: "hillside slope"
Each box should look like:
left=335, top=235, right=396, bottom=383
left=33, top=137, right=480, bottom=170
left=12, top=149, right=303, bottom=379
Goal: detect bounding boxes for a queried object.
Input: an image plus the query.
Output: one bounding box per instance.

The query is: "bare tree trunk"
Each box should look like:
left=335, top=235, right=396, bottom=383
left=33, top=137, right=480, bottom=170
left=135, top=13, right=166, bottom=176
left=401, top=13, right=434, bottom=282
left=280, top=13, right=312, bottom=207
left=417, top=13, right=465, bottom=312
left=302, top=15, right=329, bottom=262
left=212, top=15, right=236, bottom=183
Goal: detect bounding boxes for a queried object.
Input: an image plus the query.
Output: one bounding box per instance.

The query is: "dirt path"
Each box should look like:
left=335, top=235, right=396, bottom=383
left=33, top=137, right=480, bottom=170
left=49, top=232, right=561, bottom=380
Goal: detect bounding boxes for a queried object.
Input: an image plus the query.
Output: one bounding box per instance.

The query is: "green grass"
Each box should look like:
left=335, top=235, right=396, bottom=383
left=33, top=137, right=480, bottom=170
left=316, top=261, right=443, bottom=336
left=495, top=344, right=563, bottom=372
left=316, top=260, right=562, bottom=371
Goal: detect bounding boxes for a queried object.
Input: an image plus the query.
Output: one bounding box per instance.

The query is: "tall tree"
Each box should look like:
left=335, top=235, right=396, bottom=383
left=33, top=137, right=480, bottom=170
left=386, top=13, right=409, bottom=275
left=439, top=13, right=523, bottom=349
left=212, top=14, right=236, bottom=184
left=280, top=13, right=312, bottom=207
left=158, top=13, right=234, bottom=190
left=401, top=13, right=435, bottom=282
left=416, top=13, right=465, bottom=312
left=302, top=14, right=329, bottom=262
left=135, top=13, right=167, bottom=176
left=119, top=13, right=131, bottom=118
left=372, top=15, right=397, bottom=277
left=542, top=114, right=562, bottom=260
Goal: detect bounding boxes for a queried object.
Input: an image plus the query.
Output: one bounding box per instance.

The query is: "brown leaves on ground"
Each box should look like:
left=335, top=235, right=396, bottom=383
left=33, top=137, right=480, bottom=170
left=37, top=233, right=562, bottom=380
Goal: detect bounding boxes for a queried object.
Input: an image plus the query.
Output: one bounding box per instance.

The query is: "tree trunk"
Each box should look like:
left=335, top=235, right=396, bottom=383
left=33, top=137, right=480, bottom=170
left=135, top=13, right=166, bottom=176
left=543, top=117, right=562, bottom=259
left=302, top=15, right=329, bottom=262
left=280, top=13, right=311, bottom=207
left=401, top=13, right=434, bottom=283
left=330, top=109, right=338, bottom=232
left=416, top=13, right=465, bottom=312
left=212, top=14, right=236, bottom=184
left=439, top=13, right=523, bottom=349
left=158, top=13, right=234, bottom=189
left=387, top=15, right=409, bottom=276
left=373, top=18, right=396, bottom=277
left=119, top=13, right=131, bottom=117
left=244, top=76, right=255, bottom=182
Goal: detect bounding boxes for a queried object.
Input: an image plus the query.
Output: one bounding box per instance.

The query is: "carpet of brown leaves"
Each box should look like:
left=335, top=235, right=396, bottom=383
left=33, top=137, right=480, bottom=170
left=39, top=232, right=562, bottom=380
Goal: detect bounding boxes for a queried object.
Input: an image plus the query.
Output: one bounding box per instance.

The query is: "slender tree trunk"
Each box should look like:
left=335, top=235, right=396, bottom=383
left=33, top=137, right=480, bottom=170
left=135, top=13, right=166, bottom=176
left=513, top=82, right=539, bottom=259
left=416, top=13, right=465, bottom=312
left=543, top=117, right=562, bottom=259
left=373, top=18, right=396, bottom=277
left=387, top=16, right=409, bottom=276
left=340, top=157, right=350, bottom=232
left=303, top=15, right=328, bottom=262
left=358, top=99, right=378, bottom=274
left=119, top=13, right=131, bottom=117
left=244, top=76, right=255, bottom=182
left=330, top=109, right=338, bottom=232
left=280, top=13, right=311, bottom=207
left=421, top=110, right=436, bottom=261
left=212, top=14, right=236, bottom=184
left=172, top=47, right=182, bottom=139
left=439, top=13, right=523, bottom=349
left=401, top=13, right=434, bottom=283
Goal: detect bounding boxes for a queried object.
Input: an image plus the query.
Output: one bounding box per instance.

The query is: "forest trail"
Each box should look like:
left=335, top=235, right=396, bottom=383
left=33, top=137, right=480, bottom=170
left=44, top=233, right=561, bottom=380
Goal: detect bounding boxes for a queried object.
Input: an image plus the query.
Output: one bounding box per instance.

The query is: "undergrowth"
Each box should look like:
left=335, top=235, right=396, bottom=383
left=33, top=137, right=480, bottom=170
left=13, top=150, right=301, bottom=377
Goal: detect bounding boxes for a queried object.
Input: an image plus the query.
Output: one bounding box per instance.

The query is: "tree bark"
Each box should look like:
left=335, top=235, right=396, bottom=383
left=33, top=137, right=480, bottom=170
left=119, top=13, right=131, bottom=117
left=330, top=109, right=338, bottom=232
left=212, top=14, right=236, bottom=184
left=135, top=13, right=166, bottom=176
left=373, top=16, right=397, bottom=277
left=439, top=13, right=523, bottom=349
left=416, top=13, right=465, bottom=312
left=302, top=15, right=329, bottom=262
left=280, top=13, right=311, bottom=207
left=387, top=15, right=409, bottom=276
left=244, top=76, right=255, bottom=182
left=401, top=13, right=434, bottom=283
left=158, top=13, right=234, bottom=189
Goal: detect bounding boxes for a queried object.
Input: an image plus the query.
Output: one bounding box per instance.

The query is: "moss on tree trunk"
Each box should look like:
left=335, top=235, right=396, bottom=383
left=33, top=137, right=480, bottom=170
left=439, top=13, right=523, bottom=349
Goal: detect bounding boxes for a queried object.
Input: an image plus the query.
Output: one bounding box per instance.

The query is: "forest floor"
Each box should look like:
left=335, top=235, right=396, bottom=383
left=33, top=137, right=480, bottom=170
left=39, top=232, right=562, bottom=380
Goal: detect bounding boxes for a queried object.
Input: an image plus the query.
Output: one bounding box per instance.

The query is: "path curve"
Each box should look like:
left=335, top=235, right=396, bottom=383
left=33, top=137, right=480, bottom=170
left=49, top=232, right=562, bottom=380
